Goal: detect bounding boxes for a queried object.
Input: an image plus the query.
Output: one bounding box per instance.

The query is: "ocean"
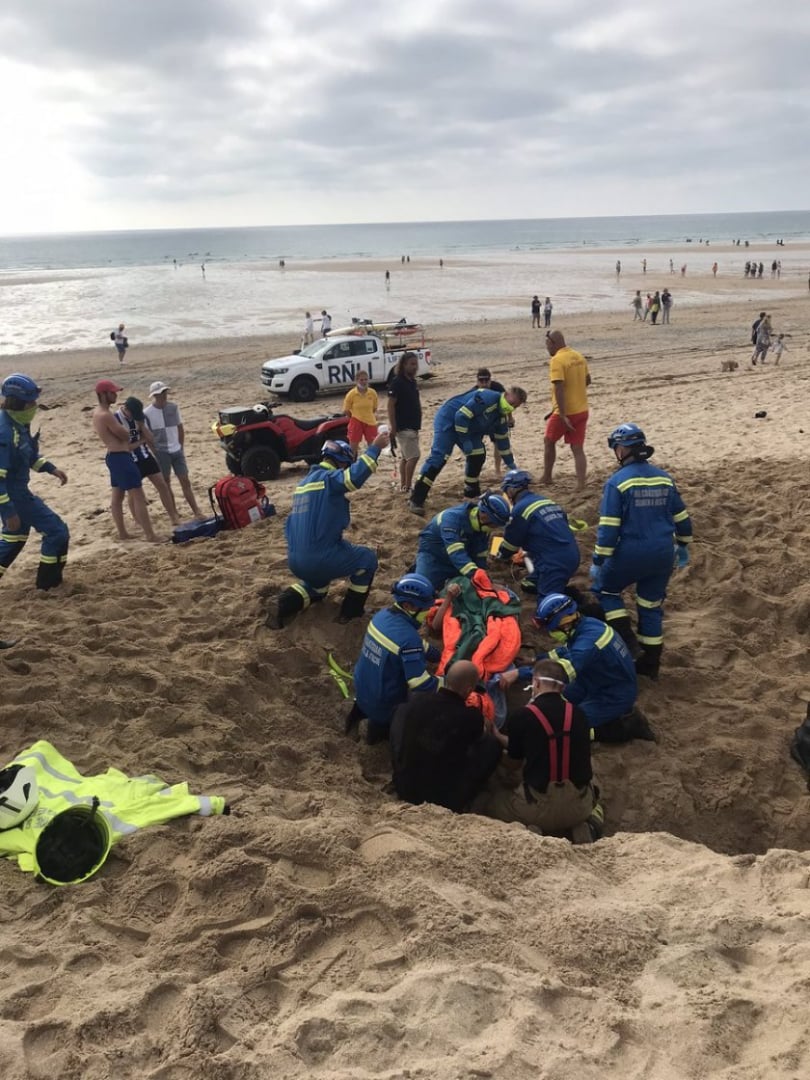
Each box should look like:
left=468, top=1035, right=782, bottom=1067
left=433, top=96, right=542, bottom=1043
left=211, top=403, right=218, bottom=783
left=1, top=211, right=808, bottom=356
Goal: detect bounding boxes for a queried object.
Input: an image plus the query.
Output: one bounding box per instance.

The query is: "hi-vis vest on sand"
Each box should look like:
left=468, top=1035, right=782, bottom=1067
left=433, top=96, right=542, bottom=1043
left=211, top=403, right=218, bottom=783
left=0, top=740, right=226, bottom=881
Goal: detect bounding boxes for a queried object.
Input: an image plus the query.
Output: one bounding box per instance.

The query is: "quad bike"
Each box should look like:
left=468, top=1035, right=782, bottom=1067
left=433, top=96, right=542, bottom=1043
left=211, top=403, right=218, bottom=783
left=212, top=402, right=349, bottom=481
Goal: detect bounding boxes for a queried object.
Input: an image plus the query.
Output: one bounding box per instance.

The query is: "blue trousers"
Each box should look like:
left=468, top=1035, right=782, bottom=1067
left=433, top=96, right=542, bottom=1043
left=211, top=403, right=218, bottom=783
left=597, top=551, right=672, bottom=647
left=290, top=541, right=377, bottom=602
left=525, top=549, right=581, bottom=599
left=0, top=488, right=69, bottom=590
left=412, top=429, right=486, bottom=504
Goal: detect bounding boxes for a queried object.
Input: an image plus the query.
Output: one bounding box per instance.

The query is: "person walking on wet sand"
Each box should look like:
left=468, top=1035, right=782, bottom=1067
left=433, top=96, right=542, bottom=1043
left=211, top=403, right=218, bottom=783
left=92, top=379, right=161, bottom=542
left=631, top=291, right=644, bottom=321
left=113, top=324, right=128, bottom=363
left=541, top=330, right=590, bottom=491
left=531, top=295, right=541, bottom=328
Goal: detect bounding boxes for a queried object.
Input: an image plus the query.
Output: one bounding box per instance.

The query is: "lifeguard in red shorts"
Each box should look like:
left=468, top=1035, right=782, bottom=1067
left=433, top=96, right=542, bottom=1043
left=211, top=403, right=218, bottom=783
left=541, top=330, right=591, bottom=491
left=342, top=370, right=379, bottom=457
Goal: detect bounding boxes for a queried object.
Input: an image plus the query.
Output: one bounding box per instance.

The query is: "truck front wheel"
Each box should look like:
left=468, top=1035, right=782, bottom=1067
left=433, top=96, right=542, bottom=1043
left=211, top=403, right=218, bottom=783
left=289, top=376, right=318, bottom=403
left=240, top=444, right=281, bottom=481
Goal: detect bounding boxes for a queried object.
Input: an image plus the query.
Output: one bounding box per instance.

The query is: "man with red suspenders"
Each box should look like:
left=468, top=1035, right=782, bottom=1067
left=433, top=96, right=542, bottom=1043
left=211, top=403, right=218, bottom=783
left=479, top=659, right=604, bottom=843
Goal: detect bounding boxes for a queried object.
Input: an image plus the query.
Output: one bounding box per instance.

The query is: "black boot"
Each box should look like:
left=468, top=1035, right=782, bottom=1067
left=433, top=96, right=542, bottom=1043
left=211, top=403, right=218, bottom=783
left=337, top=587, right=369, bottom=624
left=635, top=644, right=662, bottom=680
left=610, top=615, right=643, bottom=659
left=594, top=708, right=656, bottom=743
left=36, top=560, right=63, bottom=591
left=265, top=587, right=306, bottom=629
left=409, top=467, right=440, bottom=513
left=463, top=481, right=481, bottom=498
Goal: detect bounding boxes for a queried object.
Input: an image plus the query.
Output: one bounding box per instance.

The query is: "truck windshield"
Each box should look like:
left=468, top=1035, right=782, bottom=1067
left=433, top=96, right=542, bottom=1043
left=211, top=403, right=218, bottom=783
left=298, top=341, right=328, bottom=358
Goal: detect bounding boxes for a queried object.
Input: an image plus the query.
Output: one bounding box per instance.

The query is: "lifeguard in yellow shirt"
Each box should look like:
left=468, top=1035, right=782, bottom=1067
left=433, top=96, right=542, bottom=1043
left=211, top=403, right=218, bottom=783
left=541, top=330, right=591, bottom=491
left=342, top=370, right=379, bottom=457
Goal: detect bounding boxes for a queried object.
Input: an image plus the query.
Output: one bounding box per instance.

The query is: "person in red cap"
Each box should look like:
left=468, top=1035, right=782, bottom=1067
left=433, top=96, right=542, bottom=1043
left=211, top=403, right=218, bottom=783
left=92, top=380, right=160, bottom=542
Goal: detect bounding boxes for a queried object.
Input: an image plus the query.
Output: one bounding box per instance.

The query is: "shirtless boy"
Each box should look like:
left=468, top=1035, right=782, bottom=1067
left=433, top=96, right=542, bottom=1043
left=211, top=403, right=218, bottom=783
left=92, top=379, right=160, bottom=542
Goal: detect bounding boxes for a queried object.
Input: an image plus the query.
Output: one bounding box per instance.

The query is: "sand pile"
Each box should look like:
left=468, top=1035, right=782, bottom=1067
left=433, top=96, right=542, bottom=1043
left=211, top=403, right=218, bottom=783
left=2, top=295, right=810, bottom=1078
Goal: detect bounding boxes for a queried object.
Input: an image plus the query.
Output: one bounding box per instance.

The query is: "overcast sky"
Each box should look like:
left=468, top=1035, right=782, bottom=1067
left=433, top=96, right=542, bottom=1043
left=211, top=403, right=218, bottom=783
left=0, top=0, right=808, bottom=235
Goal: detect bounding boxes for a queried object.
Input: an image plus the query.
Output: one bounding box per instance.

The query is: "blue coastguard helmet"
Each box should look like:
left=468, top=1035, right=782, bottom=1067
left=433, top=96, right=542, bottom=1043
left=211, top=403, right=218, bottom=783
left=500, top=469, right=532, bottom=493
left=321, top=439, right=356, bottom=467
left=391, top=573, right=435, bottom=610
left=608, top=423, right=646, bottom=449
left=535, top=592, right=579, bottom=631
left=2, top=373, right=41, bottom=402
left=478, top=492, right=511, bottom=525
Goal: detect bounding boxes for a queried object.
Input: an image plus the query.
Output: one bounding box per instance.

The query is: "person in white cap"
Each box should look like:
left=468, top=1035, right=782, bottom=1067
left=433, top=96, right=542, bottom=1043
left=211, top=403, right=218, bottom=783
left=92, top=379, right=160, bottom=542
left=143, top=382, right=203, bottom=518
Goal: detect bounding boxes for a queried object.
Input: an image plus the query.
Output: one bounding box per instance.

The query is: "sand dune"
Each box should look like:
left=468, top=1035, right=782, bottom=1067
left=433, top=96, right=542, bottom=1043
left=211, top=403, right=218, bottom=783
left=2, top=291, right=810, bottom=1078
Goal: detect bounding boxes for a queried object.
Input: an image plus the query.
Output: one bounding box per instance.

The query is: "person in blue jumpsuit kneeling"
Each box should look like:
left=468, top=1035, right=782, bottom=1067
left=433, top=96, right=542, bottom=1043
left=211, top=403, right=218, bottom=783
left=506, top=593, right=654, bottom=743
left=495, top=469, right=580, bottom=597
left=266, top=434, right=389, bottom=629
left=349, top=573, right=443, bottom=744
left=414, top=492, right=511, bottom=591
left=590, top=423, right=692, bottom=679
left=0, top=373, right=69, bottom=591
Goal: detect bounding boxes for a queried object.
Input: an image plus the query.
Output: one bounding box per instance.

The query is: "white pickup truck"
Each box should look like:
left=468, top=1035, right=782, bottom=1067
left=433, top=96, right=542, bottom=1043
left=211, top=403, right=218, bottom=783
left=260, top=333, right=434, bottom=402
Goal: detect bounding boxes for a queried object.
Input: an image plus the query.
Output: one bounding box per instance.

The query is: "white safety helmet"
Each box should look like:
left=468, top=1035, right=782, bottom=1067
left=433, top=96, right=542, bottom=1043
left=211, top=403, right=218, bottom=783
left=0, top=764, right=39, bottom=830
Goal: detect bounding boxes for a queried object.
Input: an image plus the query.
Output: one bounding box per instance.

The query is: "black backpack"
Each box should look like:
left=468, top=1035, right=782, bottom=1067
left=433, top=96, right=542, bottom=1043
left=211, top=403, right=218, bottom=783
left=110, top=331, right=116, bottom=341
left=789, top=703, right=810, bottom=790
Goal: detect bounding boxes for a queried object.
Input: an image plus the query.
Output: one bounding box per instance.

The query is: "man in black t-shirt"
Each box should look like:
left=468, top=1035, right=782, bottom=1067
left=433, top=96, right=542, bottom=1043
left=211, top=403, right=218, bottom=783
left=390, top=660, right=502, bottom=812
left=479, top=659, right=603, bottom=842
left=387, top=351, right=423, bottom=494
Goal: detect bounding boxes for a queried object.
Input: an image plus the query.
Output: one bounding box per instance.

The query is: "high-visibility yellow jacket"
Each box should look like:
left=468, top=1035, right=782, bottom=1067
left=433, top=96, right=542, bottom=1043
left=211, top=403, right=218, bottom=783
left=0, top=740, right=226, bottom=876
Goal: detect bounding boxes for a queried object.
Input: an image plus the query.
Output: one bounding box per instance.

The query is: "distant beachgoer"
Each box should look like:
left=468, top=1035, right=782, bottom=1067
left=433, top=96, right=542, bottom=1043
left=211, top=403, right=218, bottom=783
left=642, top=258, right=647, bottom=274
left=201, top=263, right=205, bottom=277
left=385, top=270, right=390, bottom=286
left=669, top=259, right=674, bottom=274
left=531, top=295, right=541, bottom=328
left=401, top=255, right=405, bottom=264
left=173, top=259, right=177, bottom=270
left=745, top=261, right=751, bottom=277
left=631, top=291, right=644, bottom=321
left=661, top=289, right=672, bottom=324
left=406, top=255, right=410, bottom=263
left=93, top=379, right=160, bottom=543
left=113, top=324, right=128, bottom=364
left=771, top=260, right=778, bottom=278
left=439, top=258, right=444, bottom=268
left=303, top=311, right=314, bottom=346
left=680, top=264, right=687, bottom=276
left=757, top=262, right=764, bottom=279
left=543, top=297, right=553, bottom=327
left=643, top=293, right=652, bottom=321
left=615, top=260, right=621, bottom=277
left=751, top=317, right=772, bottom=366
left=321, top=310, right=332, bottom=337
left=279, top=259, right=286, bottom=269
left=649, top=291, right=661, bottom=325
left=771, top=334, right=787, bottom=366
left=712, top=262, right=718, bottom=277
left=777, top=260, right=781, bottom=279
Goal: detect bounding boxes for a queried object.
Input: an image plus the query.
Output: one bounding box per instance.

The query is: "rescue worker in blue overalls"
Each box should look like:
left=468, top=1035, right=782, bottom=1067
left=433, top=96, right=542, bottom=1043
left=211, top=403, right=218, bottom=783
left=495, top=469, right=580, bottom=597
left=589, top=423, right=692, bottom=680
left=408, top=385, right=527, bottom=515
left=505, top=593, right=654, bottom=743
left=265, top=434, right=389, bottom=629
left=414, top=493, right=512, bottom=591
left=349, top=573, right=443, bottom=744
left=0, top=373, right=69, bottom=591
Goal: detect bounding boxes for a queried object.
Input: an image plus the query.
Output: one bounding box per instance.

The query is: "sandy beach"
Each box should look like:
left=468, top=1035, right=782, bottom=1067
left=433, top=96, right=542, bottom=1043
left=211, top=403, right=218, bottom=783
left=3, top=278, right=810, bottom=1078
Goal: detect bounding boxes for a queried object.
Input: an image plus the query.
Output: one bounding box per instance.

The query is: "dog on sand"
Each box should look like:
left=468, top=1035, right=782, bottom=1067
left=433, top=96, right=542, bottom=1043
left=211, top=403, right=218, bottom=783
left=720, top=359, right=739, bottom=372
